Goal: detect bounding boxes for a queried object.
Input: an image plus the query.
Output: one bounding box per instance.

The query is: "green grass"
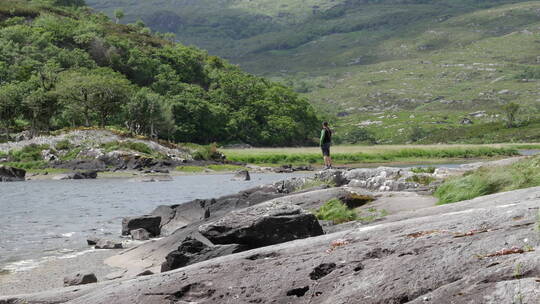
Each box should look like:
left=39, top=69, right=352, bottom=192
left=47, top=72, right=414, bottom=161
left=294, top=179, right=336, bottom=192
left=406, top=175, right=436, bottom=186
left=315, top=198, right=358, bottom=224
left=8, top=144, right=51, bottom=162
left=2, top=161, right=48, bottom=170
left=411, top=166, right=436, bottom=174
left=435, top=155, right=540, bottom=204
left=223, top=145, right=518, bottom=165
left=101, top=141, right=153, bottom=155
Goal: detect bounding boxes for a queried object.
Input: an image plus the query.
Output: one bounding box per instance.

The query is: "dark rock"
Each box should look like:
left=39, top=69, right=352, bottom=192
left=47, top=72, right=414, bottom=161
left=460, top=117, right=473, bottom=125
left=309, top=263, right=337, bottom=280
left=130, top=228, right=151, bottom=241
left=161, top=236, right=247, bottom=272
left=95, top=239, right=123, bottom=249
left=199, top=201, right=324, bottom=248
left=86, top=236, right=100, bottom=246
left=232, top=170, right=250, bottom=181
left=136, top=270, right=154, bottom=276
left=122, top=215, right=161, bottom=237
left=0, top=165, right=26, bottom=182
left=51, top=159, right=106, bottom=171
left=63, top=273, right=97, bottom=286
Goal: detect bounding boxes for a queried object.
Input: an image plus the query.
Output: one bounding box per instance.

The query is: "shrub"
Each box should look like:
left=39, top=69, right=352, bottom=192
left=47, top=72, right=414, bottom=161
left=8, top=144, right=50, bottom=162
left=411, top=166, right=436, bottom=174
left=315, top=199, right=358, bottom=224
left=55, top=139, right=73, bottom=150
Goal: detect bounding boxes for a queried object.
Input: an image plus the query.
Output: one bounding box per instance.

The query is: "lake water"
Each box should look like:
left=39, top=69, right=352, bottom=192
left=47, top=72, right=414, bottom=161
left=0, top=173, right=305, bottom=272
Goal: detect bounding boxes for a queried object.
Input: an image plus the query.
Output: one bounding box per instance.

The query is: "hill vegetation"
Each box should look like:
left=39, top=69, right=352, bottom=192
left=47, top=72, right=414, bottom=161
left=0, top=0, right=319, bottom=146
left=85, top=0, right=540, bottom=144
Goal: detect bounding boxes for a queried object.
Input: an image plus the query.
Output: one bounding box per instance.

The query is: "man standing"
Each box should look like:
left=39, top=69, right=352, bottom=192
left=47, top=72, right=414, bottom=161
left=320, top=121, right=332, bottom=169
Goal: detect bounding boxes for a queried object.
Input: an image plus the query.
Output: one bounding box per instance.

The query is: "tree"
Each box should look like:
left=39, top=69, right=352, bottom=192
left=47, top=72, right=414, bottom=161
left=502, top=102, right=520, bottom=128
left=23, top=88, right=58, bottom=136
left=56, top=68, right=132, bottom=127
left=125, top=88, right=173, bottom=138
left=0, top=83, right=25, bottom=139
left=114, top=9, right=125, bottom=24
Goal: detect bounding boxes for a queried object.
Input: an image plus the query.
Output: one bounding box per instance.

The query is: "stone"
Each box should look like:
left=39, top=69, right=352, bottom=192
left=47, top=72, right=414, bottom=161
left=232, top=170, right=250, bottom=181
left=122, top=215, right=161, bottom=237
left=105, top=270, right=126, bottom=281
left=86, top=236, right=100, bottom=246
left=95, top=239, right=123, bottom=249
left=199, top=201, right=324, bottom=248
left=63, top=273, right=97, bottom=286
left=0, top=165, right=26, bottom=182
left=130, top=228, right=150, bottom=241
left=161, top=236, right=247, bottom=272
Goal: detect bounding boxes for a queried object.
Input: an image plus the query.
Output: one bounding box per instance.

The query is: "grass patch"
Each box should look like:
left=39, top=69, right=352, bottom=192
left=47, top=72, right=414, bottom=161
left=223, top=145, right=518, bottom=165
left=359, top=208, right=389, bottom=223
left=411, top=166, right=436, bottom=174
left=435, top=155, right=540, bottom=204
left=8, top=144, right=51, bottom=162
left=206, top=164, right=245, bottom=171
left=54, top=139, right=74, bottom=151
left=406, top=175, right=436, bottom=186
left=101, top=141, right=153, bottom=155
left=315, top=198, right=358, bottom=224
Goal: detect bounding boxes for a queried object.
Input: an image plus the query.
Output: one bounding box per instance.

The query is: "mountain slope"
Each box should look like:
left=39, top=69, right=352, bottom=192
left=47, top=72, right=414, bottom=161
left=85, top=0, right=540, bottom=144
left=0, top=0, right=319, bottom=146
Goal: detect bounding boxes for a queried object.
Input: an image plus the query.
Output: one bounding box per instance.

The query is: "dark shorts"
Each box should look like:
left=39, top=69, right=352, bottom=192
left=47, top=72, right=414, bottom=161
left=321, top=143, right=331, bottom=156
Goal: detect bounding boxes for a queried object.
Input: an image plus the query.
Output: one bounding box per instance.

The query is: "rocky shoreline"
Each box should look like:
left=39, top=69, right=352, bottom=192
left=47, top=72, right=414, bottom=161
left=1, top=157, right=538, bottom=303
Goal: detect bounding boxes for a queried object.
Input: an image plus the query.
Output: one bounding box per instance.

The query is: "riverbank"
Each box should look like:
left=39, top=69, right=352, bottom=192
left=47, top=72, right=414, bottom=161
left=1, top=156, right=538, bottom=303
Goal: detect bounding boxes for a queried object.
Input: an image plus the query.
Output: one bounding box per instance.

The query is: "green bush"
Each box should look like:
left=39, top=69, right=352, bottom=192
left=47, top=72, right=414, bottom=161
left=8, top=144, right=50, bottom=162
left=55, top=139, right=73, bottom=150
left=411, top=166, right=436, bottom=174
left=315, top=199, right=358, bottom=224
left=101, top=141, right=153, bottom=155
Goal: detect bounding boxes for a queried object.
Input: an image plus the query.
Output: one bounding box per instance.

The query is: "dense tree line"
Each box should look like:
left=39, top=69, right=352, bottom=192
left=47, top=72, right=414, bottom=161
left=0, top=0, right=319, bottom=146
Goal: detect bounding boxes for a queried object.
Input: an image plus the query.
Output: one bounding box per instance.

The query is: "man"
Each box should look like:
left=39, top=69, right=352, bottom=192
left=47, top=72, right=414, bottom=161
left=320, top=121, right=332, bottom=169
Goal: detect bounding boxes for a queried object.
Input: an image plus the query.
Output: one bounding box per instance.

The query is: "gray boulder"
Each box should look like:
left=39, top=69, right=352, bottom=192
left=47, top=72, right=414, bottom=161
left=199, top=201, right=324, bottom=248
left=95, top=239, right=123, bottom=249
left=63, top=273, right=97, bottom=287
left=0, top=165, right=26, bottom=182
left=122, top=215, right=161, bottom=237
left=130, top=228, right=150, bottom=241
left=161, top=236, right=247, bottom=272
left=86, top=236, right=100, bottom=245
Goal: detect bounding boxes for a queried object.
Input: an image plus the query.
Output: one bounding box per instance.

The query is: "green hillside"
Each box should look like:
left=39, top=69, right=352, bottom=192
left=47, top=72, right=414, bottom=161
left=0, top=0, right=319, bottom=146
left=85, top=0, right=540, bottom=144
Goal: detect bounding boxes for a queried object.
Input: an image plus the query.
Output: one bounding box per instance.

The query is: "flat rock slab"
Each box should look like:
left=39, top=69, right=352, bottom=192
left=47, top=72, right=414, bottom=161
left=63, top=273, right=97, bottom=287
left=199, top=201, right=324, bottom=248
left=4, top=187, right=540, bottom=304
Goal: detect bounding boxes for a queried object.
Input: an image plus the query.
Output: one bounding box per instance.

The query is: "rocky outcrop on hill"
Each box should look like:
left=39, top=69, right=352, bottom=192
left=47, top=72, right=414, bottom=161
left=0, top=165, right=26, bottom=182
left=3, top=185, right=539, bottom=304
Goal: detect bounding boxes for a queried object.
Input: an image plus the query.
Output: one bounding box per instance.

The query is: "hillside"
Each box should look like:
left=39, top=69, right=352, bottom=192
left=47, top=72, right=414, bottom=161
left=85, top=0, right=540, bottom=144
left=0, top=0, right=319, bottom=147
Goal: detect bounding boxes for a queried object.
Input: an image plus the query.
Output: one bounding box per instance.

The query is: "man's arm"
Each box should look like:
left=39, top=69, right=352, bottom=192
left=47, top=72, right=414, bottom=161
left=320, top=129, right=325, bottom=146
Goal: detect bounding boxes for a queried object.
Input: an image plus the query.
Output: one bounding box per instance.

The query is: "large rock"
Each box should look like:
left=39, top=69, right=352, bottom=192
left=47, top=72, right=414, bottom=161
left=0, top=165, right=26, bottom=182
left=198, top=201, right=324, bottom=248
left=161, top=235, right=247, bottom=272
left=122, top=215, right=161, bottom=237
left=63, top=273, right=97, bottom=286
left=7, top=187, right=540, bottom=304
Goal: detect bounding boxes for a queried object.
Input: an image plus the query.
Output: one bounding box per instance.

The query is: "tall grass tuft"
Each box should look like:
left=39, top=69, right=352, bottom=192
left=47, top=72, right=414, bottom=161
left=435, top=156, right=540, bottom=204
left=315, top=199, right=358, bottom=224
